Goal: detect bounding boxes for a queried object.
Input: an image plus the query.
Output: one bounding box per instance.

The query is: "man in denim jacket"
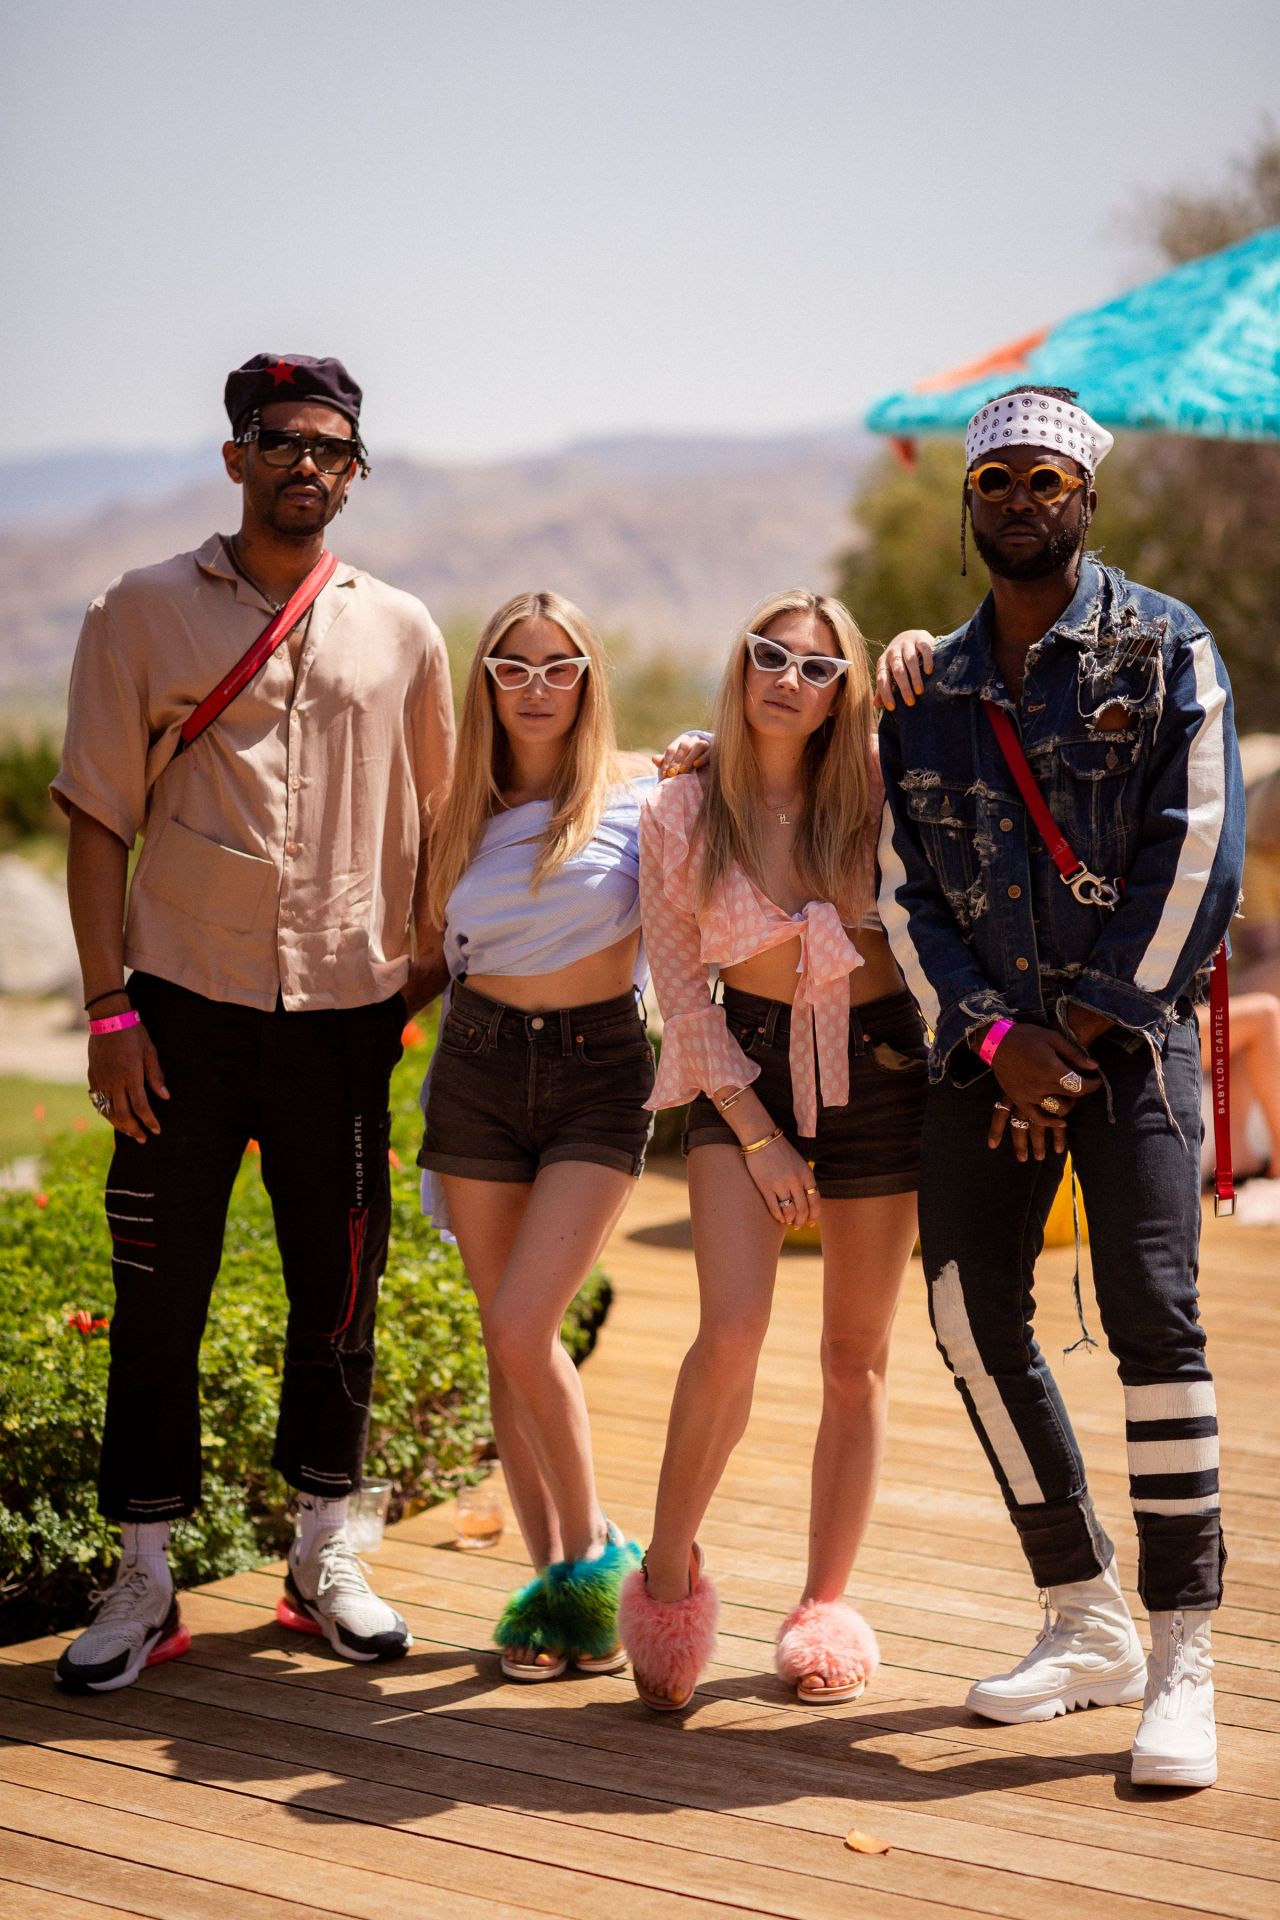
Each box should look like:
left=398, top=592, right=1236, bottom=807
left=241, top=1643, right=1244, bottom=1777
left=877, top=386, right=1244, bottom=1789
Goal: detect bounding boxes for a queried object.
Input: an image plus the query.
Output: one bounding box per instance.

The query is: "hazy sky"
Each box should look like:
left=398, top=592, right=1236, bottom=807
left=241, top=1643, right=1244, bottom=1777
left=4, top=0, right=1277, bottom=461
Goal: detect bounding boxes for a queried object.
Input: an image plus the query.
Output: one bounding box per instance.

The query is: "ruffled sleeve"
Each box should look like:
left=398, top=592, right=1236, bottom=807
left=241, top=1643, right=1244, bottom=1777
left=639, top=778, right=760, bottom=1112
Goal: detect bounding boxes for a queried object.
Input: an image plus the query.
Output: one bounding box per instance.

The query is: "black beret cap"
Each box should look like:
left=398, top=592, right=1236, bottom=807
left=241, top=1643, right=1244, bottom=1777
left=224, top=353, right=362, bottom=436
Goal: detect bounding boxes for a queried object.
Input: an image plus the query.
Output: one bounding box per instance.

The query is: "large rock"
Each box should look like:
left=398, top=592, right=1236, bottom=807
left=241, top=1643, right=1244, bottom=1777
left=0, top=855, right=79, bottom=994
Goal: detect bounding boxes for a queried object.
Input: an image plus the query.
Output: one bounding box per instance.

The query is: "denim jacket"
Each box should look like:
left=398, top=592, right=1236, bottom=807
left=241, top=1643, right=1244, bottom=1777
left=877, top=559, right=1245, bottom=1082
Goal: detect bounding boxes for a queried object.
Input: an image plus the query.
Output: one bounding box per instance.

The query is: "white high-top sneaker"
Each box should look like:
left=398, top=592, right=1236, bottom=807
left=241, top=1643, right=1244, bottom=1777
left=1130, top=1610, right=1217, bottom=1787
left=967, top=1557, right=1147, bottom=1723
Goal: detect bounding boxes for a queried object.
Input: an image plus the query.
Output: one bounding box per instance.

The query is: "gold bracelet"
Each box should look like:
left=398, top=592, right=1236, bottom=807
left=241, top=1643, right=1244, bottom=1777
left=740, top=1126, right=784, bottom=1156
left=716, top=1086, right=747, bottom=1112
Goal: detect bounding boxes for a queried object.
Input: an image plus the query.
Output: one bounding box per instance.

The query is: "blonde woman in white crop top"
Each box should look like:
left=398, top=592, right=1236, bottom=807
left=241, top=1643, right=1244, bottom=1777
left=416, top=590, right=678, bottom=1684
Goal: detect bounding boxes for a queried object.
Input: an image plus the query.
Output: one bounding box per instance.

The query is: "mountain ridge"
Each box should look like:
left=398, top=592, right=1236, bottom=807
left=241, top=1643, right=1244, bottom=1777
left=0, top=425, right=874, bottom=696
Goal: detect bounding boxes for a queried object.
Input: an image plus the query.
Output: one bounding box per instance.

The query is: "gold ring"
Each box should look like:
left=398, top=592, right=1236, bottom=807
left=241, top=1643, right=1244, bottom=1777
left=804, top=1186, right=817, bottom=1195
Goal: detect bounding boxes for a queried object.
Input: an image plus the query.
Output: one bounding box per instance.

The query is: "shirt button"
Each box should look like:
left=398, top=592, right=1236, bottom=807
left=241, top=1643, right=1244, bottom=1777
left=1008, top=884, right=1022, bottom=899
left=999, top=818, right=1014, bottom=832
left=530, top=1016, right=545, bottom=1030
left=286, top=842, right=299, bottom=855
left=1015, top=956, right=1030, bottom=972
left=289, top=776, right=300, bottom=791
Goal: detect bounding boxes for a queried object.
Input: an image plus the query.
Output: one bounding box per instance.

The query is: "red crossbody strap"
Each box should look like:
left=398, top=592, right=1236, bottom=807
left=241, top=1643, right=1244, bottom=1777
left=982, top=701, right=1079, bottom=881
left=1209, top=944, right=1234, bottom=1215
left=981, top=698, right=1233, bottom=1216
left=177, top=549, right=338, bottom=753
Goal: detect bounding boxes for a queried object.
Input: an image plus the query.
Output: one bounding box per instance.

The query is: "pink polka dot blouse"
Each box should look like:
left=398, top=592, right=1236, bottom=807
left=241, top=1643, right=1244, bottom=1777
left=640, top=755, right=882, bottom=1134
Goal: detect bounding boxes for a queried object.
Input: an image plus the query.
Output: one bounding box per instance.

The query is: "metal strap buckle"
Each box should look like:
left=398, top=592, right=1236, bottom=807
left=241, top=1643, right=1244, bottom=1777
left=1214, top=1193, right=1236, bottom=1218
left=1063, top=865, right=1120, bottom=911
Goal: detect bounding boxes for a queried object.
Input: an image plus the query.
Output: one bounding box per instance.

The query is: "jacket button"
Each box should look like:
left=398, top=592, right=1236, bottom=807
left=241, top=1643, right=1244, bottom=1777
left=1008, top=884, right=1022, bottom=899
left=1015, top=956, right=1030, bottom=972
left=999, top=818, right=1014, bottom=832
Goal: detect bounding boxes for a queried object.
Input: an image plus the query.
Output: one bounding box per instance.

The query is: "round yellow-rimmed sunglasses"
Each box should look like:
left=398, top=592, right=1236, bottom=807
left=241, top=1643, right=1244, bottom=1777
left=967, top=460, right=1087, bottom=504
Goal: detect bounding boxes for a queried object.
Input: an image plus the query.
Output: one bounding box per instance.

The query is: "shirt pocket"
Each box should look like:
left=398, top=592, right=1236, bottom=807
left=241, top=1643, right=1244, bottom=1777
left=903, top=785, right=985, bottom=919
left=144, top=819, right=277, bottom=934
left=1055, top=736, right=1144, bottom=870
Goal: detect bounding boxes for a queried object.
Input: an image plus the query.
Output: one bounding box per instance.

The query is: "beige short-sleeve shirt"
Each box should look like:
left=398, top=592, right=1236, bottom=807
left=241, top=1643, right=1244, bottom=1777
left=53, top=534, right=455, bottom=1012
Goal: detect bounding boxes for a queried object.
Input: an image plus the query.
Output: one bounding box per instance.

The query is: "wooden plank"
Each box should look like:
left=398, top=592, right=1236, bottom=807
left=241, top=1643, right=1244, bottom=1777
left=0, top=1741, right=996, bottom=1920
left=0, top=1781, right=536, bottom=1920
left=1, top=1167, right=1275, bottom=1920
left=0, top=1830, right=351, bottom=1918
left=0, top=1880, right=152, bottom=1920
left=0, top=1657, right=1274, bottom=1920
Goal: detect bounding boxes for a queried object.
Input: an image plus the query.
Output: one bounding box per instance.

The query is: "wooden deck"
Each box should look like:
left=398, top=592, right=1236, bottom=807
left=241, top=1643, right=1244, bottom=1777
left=2, top=1163, right=1277, bottom=1919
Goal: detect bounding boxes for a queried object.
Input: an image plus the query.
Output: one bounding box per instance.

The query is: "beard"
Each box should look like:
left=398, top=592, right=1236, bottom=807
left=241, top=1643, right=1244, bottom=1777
left=972, top=520, right=1082, bottom=582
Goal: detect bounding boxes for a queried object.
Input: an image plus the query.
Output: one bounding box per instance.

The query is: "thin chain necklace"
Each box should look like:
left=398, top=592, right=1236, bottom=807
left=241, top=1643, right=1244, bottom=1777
left=223, top=535, right=283, bottom=614
left=761, top=792, right=802, bottom=827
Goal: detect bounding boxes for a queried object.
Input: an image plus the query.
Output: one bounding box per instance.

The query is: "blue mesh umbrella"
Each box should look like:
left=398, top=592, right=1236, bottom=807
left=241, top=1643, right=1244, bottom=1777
left=867, top=227, right=1280, bottom=444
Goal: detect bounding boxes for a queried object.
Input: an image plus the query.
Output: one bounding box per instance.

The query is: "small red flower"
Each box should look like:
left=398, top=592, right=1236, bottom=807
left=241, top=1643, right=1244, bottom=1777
left=73, top=1116, right=88, bottom=1132
left=34, top=1192, right=49, bottom=1209
left=66, top=1310, right=109, bottom=1335
left=402, top=1021, right=424, bottom=1048
left=387, top=1147, right=403, bottom=1170
left=246, top=1139, right=261, bottom=1156
left=32, top=1103, right=46, bottom=1121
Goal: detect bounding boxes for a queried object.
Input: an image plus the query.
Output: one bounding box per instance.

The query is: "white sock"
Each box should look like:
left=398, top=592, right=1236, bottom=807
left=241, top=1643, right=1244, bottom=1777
left=295, top=1494, right=349, bottom=1556
left=121, top=1521, right=173, bottom=1593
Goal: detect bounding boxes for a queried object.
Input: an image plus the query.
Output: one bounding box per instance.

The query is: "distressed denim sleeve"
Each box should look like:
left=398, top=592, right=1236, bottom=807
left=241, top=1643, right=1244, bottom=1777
left=877, top=709, right=1014, bottom=1081
left=1069, top=629, right=1245, bottom=1041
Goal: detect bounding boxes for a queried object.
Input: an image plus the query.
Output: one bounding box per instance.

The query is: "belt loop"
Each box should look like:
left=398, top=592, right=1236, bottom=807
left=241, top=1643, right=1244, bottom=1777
left=762, top=1000, right=781, bottom=1046
left=559, top=1006, right=573, bottom=1055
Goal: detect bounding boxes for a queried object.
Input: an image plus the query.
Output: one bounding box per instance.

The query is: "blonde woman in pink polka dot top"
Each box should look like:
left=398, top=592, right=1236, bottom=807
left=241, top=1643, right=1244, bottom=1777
left=617, top=589, right=926, bottom=1713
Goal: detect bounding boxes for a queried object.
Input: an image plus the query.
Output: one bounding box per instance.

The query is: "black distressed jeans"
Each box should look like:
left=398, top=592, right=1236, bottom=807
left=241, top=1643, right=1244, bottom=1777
left=97, top=972, right=404, bottom=1521
left=918, top=1014, right=1223, bottom=1613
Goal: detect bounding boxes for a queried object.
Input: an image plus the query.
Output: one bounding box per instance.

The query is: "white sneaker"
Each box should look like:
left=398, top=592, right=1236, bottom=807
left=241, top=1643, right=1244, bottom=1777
left=967, top=1557, right=1147, bottom=1723
left=1131, top=1610, right=1217, bottom=1788
left=279, top=1530, right=411, bottom=1662
left=55, top=1557, right=189, bottom=1693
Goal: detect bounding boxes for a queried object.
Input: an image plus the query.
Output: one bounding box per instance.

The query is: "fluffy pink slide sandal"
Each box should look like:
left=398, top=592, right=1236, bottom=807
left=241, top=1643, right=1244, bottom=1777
left=775, top=1599, right=879, bottom=1703
left=618, top=1545, right=719, bottom=1712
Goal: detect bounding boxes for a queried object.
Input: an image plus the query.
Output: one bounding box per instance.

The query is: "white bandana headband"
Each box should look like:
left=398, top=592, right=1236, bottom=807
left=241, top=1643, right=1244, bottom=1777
left=965, top=393, right=1114, bottom=475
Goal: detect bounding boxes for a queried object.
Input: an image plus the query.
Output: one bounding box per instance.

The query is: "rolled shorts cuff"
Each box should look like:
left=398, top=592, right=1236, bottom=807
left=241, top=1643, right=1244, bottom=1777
left=681, top=1121, right=916, bottom=1197
left=421, top=1142, right=645, bottom=1184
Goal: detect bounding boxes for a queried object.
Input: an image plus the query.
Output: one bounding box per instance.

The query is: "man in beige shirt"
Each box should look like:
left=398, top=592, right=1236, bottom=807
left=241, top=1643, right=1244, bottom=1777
left=52, top=353, right=455, bottom=1690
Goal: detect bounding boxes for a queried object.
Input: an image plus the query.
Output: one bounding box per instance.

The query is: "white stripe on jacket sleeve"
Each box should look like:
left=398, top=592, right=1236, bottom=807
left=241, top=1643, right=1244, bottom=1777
left=1133, top=634, right=1227, bottom=994
left=877, top=801, right=942, bottom=1030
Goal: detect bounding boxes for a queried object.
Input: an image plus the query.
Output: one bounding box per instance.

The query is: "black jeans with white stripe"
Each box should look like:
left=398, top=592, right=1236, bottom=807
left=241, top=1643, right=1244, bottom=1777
left=97, top=973, right=404, bottom=1522
left=918, top=1012, right=1223, bottom=1613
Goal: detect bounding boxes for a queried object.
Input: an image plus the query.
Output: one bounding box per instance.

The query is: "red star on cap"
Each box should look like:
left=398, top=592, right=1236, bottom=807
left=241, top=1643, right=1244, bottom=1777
left=267, top=358, right=297, bottom=386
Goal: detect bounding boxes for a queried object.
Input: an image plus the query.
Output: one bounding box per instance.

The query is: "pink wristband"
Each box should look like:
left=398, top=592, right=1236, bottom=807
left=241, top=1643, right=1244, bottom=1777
left=978, top=1018, right=1015, bottom=1065
left=89, top=1009, right=140, bottom=1036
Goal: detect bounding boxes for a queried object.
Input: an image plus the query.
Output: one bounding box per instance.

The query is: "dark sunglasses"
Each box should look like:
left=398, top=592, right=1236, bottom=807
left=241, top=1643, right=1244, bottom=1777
left=746, top=634, right=850, bottom=689
left=967, top=460, right=1087, bottom=505
left=240, top=428, right=361, bottom=474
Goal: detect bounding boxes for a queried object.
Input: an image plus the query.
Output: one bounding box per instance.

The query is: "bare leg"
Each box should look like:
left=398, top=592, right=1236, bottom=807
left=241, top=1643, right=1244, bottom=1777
left=453, top=1161, right=635, bottom=1565
left=788, top=1190, right=917, bottom=1692
left=644, top=1144, right=783, bottom=1610
left=440, top=1178, right=559, bottom=1567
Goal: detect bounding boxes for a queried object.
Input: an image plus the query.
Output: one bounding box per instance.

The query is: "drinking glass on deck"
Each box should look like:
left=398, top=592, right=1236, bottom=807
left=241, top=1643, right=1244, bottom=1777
left=454, top=1480, right=504, bottom=1550
left=346, top=1480, right=392, bottom=1554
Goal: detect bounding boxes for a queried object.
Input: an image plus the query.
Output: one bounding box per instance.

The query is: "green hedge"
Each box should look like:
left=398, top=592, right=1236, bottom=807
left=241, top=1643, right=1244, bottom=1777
left=0, top=1022, right=609, bottom=1645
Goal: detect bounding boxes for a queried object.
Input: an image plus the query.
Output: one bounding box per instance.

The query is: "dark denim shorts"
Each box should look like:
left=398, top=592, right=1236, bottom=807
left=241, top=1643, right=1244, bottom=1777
left=419, top=981, right=655, bottom=1185
left=683, top=985, right=927, bottom=1198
